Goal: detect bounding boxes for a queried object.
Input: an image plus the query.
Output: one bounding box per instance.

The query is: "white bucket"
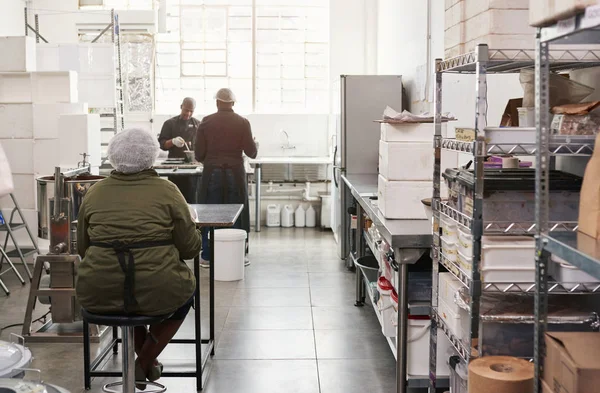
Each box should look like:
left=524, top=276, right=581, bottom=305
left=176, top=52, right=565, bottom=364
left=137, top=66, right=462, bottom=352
left=214, top=229, right=247, bottom=281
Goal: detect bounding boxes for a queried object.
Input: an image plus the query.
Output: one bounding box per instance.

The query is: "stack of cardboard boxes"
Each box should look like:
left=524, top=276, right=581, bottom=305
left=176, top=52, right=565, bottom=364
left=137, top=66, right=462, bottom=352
left=0, top=36, right=101, bottom=245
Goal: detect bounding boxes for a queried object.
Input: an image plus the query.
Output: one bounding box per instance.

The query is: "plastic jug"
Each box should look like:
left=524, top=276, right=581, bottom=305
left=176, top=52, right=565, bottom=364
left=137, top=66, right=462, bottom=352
left=295, top=205, right=306, bottom=228
left=266, top=204, right=281, bottom=227
left=305, top=204, right=316, bottom=228
left=281, top=205, right=294, bottom=228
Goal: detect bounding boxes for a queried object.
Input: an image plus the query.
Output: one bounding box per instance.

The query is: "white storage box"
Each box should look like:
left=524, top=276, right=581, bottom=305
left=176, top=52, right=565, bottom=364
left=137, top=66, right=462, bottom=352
left=438, top=296, right=470, bottom=346
left=441, top=236, right=458, bottom=262
left=0, top=36, right=36, bottom=72
left=439, top=272, right=464, bottom=306
left=457, top=249, right=473, bottom=272
left=481, top=236, right=535, bottom=270
left=457, top=225, right=472, bottom=258
left=378, top=294, right=396, bottom=337
left=214, top=229, right=246, bottom=282
left=0, top=104, right=33, bottom=139
left=0, top=139, right=33, bottom=174
left=380, top=122, right=447, bottom=142
left=530, top=0, right=597, bottom=27
left=33, top=103, right=89, bottom=139
left=33, top=139, right=60, bottom=175
left=32, top=72, right=78, bottom=104
left=379, top=141, right=433, bottom=181
left=0, top=174, right=36, bottom=210
left=550, top=255, right=600, bottom=288
left=377, top=175, right=431, bottom=220
left=0, top=73, right=33, bottom=103
left=485, top=127, right=536, bottom=146
left=407, top=319, right=453, bottom=377
left=58, top=114, right=102, bottom=167
left=441, top=214, right=458, bottom=243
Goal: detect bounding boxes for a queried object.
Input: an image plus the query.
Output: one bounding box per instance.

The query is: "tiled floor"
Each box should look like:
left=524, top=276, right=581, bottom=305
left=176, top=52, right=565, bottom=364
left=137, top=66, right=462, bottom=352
left=0, top=228, right=403, bottom=393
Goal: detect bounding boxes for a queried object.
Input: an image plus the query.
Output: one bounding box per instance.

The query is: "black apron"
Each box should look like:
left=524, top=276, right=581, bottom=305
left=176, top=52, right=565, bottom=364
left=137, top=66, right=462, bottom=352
left=90, top=239, right=173, bottom=314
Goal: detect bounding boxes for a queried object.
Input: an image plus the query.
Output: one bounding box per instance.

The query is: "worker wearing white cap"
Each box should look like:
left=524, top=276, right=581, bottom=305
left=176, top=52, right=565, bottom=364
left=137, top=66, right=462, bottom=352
left=195, top=88, right=258, bottom=267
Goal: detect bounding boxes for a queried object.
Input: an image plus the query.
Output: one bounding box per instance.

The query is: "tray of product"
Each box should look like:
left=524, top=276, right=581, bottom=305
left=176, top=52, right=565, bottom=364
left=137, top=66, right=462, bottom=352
left=442, top=168, right=582, bottom=223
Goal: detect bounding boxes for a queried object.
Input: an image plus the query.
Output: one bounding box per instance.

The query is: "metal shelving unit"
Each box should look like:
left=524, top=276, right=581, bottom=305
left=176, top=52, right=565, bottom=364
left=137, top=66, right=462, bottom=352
left=429, top=43, right=600, bottom=393
left=535, top=7, right=600, bottom=393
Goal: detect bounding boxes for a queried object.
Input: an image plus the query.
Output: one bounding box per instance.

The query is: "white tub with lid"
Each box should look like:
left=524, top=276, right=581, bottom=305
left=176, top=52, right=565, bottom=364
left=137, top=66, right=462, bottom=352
left=441, top=215, right=458, bottom=243
left=441, top=236, right=457, bottom=263
left=457, top=226, right=472, bottom=258
left=481, top=236, right=535, bottom=270
left=0, top=378, right=70, bottom=393
left=0, top=334, right=33, bottom=378
left=551, top=255, right=600, bottom=289
left=214, top=229, right=247, bottom=281
left=457, top=249, right=472, bottom=273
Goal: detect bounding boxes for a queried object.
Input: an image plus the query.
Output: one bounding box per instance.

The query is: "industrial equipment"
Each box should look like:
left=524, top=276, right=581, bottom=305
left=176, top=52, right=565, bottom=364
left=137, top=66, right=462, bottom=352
left=22, top=157, right=106, bottom=343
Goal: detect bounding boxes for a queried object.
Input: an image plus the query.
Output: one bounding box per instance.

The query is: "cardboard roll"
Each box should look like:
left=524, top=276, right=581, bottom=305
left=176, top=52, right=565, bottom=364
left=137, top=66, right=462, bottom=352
left=0, top=378, right=70, bottom=393
left=468, top=356, right=533, bottom=393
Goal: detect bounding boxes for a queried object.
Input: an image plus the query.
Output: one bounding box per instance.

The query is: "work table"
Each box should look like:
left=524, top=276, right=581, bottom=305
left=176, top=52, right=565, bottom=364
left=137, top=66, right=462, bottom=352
left=249, top=156, right=332, bottom=165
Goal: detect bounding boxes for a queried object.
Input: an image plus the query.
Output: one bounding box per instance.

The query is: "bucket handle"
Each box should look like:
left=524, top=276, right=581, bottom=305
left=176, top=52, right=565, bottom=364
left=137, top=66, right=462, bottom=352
left=10, top=333, right=26, bottom=360
left=407, top=321, right=431, bottom=343
left=14, top=368, right=42, bottom=384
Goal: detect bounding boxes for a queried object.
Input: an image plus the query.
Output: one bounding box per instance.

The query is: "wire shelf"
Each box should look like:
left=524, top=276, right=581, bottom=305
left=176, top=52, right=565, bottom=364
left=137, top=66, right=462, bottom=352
left=433, top=311, right=473, bottom=363
left=440, top=138, right=594, bottom=156
left=437, top=48, right=600, bottom=74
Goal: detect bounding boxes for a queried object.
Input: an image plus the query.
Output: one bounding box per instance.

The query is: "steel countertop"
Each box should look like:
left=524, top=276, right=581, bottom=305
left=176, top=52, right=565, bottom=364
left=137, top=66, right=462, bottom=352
left=342, top=174, right=432, bottom=249
left=189, top=204, right=243, bottom=227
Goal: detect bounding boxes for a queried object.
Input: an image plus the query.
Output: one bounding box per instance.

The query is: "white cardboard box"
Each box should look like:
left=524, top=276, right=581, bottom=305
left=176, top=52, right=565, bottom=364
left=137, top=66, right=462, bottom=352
left=377, top=174, right=431, bottom=220
left=0, top=174, right=36, bottom=210
left=530, top=0, right=597, bottom=27
left=79, top=75, right=116, bottom=108
left=33, top=103, right=88, bottom=139
left=465, top=9, right=534, bottom=42
left=465, top=0, right=529, bottom=20
left=58, top=114, right=102, bottom=168
left=0, top=104, right=33, bottom=139
left=0, top=36, right=36, bottom=72
left=380, top=122, right=447, bottom=142
left=0, top=139, right=34, bottom=174
left=32, top=71, right=78, bottom=104
left=379, top=141, right=434, bottom=181
left=33, top=139, right=60, bottom=175
left=0, top=73, right=33, bottom=103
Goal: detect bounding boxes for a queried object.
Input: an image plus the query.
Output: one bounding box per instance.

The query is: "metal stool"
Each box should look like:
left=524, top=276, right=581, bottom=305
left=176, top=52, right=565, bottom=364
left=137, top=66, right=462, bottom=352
left=81, top=309, right=169, bottom=393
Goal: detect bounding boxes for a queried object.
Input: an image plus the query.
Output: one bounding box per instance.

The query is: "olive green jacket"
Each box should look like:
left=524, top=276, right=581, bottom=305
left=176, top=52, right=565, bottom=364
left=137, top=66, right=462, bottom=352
left=76, top=169, right=201, bottom=316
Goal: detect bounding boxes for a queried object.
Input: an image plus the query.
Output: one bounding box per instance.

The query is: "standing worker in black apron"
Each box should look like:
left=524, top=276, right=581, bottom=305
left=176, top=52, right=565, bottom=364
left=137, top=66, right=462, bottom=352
left=195, top=88, right=258, bottom=267
left=158, top=97, right=201, bottom=202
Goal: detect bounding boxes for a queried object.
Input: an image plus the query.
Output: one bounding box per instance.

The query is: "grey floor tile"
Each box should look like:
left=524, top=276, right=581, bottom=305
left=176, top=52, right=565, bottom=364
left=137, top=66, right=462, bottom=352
left=232, top=287, right=311, bottom=307
left=315, top=330, right=396, bottom=360
left=318, top=358, right=397, bottom=393
left=225, top=307, right=313, bottom=330
left=237, top=271, right=309, bottom=288
left=215, top=330, right=316, bottom=359
left=308, top=272, right=356, bottom=288
left=312, top=306, right=382, bottom=330
left=310, top=286, right=358, bottom=308
left=307, top=259, right=347, bottom=273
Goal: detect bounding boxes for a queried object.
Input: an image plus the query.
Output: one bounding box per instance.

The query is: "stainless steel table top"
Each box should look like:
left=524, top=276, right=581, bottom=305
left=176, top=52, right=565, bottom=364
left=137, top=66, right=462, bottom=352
left=189, top=204, right=243, bottom=227
left=342, top=174, right=432, bottom=249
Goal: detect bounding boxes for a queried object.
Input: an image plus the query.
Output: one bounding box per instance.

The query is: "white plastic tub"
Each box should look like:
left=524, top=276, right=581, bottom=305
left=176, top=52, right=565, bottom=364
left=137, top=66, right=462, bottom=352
left=441, top=215, right=458, bottom=243
left=0, top=334, right=33, bottom=378
left=438, top=273, right=463, bottom=306
left=457, top=226, right=472, bottom=258
left=517, top=108, right=535, bottom=127
left=441, top=236, right=457, bottom=263
left=457, top=249, right=472, bottom=273
left=481, top=236, right=535, bottom=270
left=551, top=255, right=600, bottom=289
left=438, top=297, right=469, bottom=346
left=379, top=289, right=397, bottom=337
left=407, top=318, right=453, bottom=377
left=214, top=229, right=247, bottom=282
left=481, top=267, right=535, bottom=285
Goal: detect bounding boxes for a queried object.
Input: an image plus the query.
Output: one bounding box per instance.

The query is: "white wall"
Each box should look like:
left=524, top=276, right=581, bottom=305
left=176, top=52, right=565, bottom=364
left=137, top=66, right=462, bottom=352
left=0, top=0, right=27, bottom=37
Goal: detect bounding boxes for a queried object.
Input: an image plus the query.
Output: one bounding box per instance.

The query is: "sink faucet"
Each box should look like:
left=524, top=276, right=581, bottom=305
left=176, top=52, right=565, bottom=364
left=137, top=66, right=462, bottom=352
left=280, top=129, right=296, bottom=150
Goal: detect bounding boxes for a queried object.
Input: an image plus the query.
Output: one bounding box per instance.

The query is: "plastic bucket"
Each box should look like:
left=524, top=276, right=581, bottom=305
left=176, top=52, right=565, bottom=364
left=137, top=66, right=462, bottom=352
left=214, top=229, right=247, bottom=281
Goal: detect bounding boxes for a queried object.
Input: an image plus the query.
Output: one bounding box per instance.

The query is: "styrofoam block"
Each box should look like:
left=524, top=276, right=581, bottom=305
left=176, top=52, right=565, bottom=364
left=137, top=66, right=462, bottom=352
left=445, top=1, right=464, bottom=30
left=82, top=44, right=115, bottom=75
left=377, top=175, right=431, bottom=220
left=79, top=75, right=115, bottom=108
left=0, top=207, right=38, bottom=245
left=36, top=44, right=60, bottom=72
left=0, top=36, right=36, bottom=72
left=0, top=104, right=33, bottom=138
left=445, top=22, right=465, bottom=51
left=379, top=141, right=433, bottom=181
left=0, top=73, right=33, bottom=103
left=0, top=139, right=33, bottom=174
left=58, top=114, right=102, bottom=167
left=31, top=71, right=78, bottom=104
left=464, top=0, right=529, bottom=20
left=464, top=34, right=536, bottom=53
left=32, top=103, right=88, bottom=139
left=381, top=122, right=447, bottom=142
left=445, top=44, right=465, bottom=59
left=33, top=139, right=60, bottom=175
left=465, top=9, right=534, bottom=42
left=446, top=0, right=462, bottom=10
left=0, top=174, right=36, bottom=210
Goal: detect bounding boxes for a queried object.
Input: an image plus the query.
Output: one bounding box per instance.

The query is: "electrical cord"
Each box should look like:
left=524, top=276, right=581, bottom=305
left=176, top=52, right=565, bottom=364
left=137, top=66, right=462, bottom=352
left=0, top=311, right=51, bottom=337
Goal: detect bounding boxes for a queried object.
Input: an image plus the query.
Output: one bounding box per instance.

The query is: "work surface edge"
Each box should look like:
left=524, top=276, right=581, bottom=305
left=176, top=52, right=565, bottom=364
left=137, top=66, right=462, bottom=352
left=189, top=204, right=243, bottom=227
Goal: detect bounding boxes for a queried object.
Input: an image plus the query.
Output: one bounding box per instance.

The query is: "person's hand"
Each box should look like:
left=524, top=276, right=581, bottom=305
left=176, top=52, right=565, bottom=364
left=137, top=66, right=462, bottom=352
left=172, top=137, right=185, bottom=148
left=254, top=138, right=260, bottom=149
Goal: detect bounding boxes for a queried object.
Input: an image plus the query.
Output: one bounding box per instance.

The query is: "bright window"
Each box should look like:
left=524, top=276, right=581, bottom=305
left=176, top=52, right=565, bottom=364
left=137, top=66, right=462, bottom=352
left=155, top=0, right=329, bottom=114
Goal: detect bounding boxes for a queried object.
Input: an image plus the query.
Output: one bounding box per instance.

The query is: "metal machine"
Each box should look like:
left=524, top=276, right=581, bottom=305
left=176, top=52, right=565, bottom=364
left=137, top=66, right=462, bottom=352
left=332, top=75, right=404, bottom=265
left=22, top=158, right=106, bottom=343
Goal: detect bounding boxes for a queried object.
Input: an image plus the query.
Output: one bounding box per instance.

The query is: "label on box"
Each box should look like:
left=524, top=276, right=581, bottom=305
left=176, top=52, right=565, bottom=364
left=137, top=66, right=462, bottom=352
left=455, top=128, right=475, bottom=142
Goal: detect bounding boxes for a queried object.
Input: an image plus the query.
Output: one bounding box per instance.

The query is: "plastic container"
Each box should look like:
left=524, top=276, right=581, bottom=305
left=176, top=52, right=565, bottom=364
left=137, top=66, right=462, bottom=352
left=266, top=204, right=281, bottom=227
left=0, top=334, right=33, bottom=378
left=438, top=297, right=470, bottom=346
left=319, top=194, right=331, bottom=228
left=305, top=204, right=316, bottom=228
left=441, top=236, right=457, bottom=263
left=517, top=107, right=535, bottom=127
left=214, top=229, right=247, bottom=281
left=457, top=249, right=472, bottom=272
left=457, top=226, right=472, bottom=258
left=481, top=236, right=535, bottom=270
left=404, top=316, right=454, bottom=377
left=551, top=255, right=600, bottom=289
left=441, top=215, right=458, bottom=243
left=379, top=288, right=397, bottom=337
left=442, top=168, right=461, bottom=210
left=448, top=356, right=468, bottom=393
left=281, top=205, right=294, bottom=228
left=377, top=276, right=394, bottom=296
left=295, top=205, right=305, bottom=227
left=438, top=273, right=463, bottom=306
left=408, top=272, right=432, bottom=303
left=481, top=267, right=535, bottom=286
left=0, top=379, right=71, bottom=393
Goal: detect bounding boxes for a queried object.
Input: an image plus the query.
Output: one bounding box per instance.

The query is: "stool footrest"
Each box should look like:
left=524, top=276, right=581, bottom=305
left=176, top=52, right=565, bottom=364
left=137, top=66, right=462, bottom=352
left=103, top=380, right=167, bottom=393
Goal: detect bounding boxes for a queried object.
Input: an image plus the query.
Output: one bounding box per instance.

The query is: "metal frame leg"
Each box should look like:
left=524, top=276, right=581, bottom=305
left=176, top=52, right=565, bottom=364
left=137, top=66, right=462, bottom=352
left=396, top=261, right=409, bottom=393
left=210, top=227, right=215, bottom=355
left=194, top=253, right=203, bottom=392
left=354, top=202, right=366, bottom=307
left=254, top=164, right=262, bottom=232
left=84, top=320, right=91, bottom=390
left=121, top=326, right=135, bottom=393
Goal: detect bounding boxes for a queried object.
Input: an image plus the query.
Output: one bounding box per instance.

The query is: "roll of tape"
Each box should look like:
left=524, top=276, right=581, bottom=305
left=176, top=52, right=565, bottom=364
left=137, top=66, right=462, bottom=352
left=468, top=356, right=533, bottom=393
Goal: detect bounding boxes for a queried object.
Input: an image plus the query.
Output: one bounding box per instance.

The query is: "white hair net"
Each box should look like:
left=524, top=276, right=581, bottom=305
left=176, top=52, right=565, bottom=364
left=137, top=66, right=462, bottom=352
left=107, top=128, right=159, bottom=174
left=215, top=88, right=236, bottom=103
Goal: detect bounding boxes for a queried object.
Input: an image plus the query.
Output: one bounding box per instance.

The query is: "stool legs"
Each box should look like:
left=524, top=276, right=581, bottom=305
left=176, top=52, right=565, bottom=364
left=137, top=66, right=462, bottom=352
left=122, top=326, right=136, bottom=393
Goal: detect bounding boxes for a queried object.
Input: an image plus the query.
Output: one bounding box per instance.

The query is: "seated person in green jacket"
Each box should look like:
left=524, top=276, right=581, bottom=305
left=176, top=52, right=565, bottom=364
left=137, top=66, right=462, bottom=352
left=76, top=128, right=202, bottom=386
